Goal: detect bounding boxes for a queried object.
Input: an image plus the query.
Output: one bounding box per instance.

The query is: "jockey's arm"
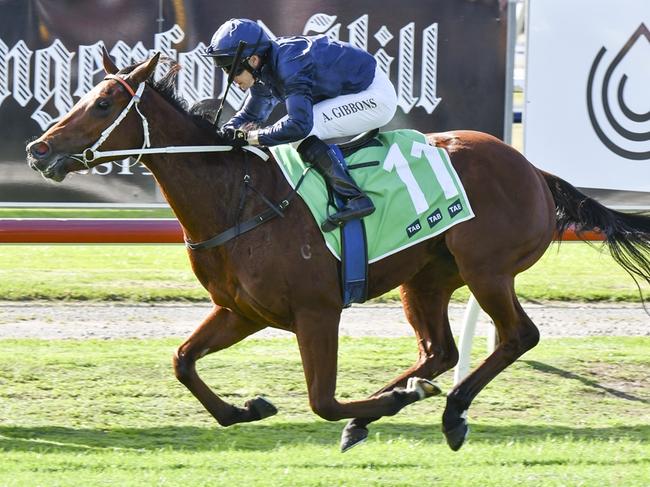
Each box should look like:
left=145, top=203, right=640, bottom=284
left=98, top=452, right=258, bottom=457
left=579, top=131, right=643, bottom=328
left=250, top=92, right=314, bottom=147
left=222, top=85, right=278, bottom=131
left=249, top=54, right=316, bottom=147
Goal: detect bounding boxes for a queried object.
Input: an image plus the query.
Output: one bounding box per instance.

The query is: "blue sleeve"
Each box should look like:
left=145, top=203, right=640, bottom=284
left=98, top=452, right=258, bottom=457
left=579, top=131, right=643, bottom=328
left=257, top=93, right=314, bottom=146
left=223, top=84, right=278, bottom=130
left=257, top=45, right=315, bottom=146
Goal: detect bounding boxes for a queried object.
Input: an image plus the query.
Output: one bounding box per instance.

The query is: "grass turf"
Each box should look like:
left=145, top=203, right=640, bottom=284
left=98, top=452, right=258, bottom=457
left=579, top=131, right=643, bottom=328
left=0, top=242, right=647, bottom=302
left=0, top=208, right=174, bottom=219
left=0, top=336, right=648, bottom=486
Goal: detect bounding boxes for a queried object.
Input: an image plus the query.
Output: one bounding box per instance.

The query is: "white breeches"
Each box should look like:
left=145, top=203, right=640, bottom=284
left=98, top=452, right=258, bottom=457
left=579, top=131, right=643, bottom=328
left=308, top=66, right=397, bottom=141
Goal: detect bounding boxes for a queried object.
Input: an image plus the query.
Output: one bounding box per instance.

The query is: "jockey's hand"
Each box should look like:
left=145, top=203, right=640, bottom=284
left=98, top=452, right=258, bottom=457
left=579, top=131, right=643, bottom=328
left=219, top=127, right=249, bottom=147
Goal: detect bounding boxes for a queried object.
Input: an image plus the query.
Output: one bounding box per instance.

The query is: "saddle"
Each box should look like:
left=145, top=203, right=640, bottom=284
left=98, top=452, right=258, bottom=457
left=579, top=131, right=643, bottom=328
left=338, top=129, right=382, bottom=157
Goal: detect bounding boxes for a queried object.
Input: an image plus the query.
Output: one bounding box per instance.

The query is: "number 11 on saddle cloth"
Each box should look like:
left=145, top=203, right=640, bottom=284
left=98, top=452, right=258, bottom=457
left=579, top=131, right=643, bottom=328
left=271, top=129, right=475, bottom=263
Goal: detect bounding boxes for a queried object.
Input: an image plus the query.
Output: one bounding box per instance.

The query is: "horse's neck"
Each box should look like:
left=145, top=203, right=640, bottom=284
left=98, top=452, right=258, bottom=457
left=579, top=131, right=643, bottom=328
left=140, top=102, right=246, bottom=243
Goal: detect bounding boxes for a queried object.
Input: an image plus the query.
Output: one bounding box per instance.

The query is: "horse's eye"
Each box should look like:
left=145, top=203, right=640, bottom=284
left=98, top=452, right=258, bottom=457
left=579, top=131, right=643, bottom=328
left=96, top=99, right=111, bottom=110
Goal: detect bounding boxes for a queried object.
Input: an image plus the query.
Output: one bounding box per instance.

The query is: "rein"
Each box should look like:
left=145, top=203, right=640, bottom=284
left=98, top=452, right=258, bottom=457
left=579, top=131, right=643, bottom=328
left=77, top=74, right=295, bottom=250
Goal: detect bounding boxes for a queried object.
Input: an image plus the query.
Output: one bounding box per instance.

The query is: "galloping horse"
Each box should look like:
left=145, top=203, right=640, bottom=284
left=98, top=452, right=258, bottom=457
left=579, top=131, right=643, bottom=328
left=26, top=52, right=650, bottom=452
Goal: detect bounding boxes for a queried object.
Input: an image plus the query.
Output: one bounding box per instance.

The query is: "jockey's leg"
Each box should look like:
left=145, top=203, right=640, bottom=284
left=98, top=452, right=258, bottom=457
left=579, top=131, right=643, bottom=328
left=296, top=66, right=395, bottom=231
left=297, top=135, right=375, bottom=231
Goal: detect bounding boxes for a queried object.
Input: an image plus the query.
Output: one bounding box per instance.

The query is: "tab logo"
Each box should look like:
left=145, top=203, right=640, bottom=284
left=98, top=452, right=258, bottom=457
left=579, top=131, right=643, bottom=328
left=448, top=199, right=463, bottom=218
left=427, top=208, right=443, bottom=228
left=406, top=219, right=422, bottom=238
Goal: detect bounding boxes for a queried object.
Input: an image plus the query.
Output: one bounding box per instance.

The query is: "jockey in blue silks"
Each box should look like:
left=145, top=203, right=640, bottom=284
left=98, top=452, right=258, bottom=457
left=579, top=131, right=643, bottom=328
left=205, top=18, right=398, bottom=231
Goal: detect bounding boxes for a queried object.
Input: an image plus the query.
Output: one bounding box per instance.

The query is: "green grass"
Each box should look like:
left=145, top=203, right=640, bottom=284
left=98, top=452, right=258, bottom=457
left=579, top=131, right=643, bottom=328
left=0, top=336, right=648, bottom=486
left=0, top=208, right=174, bottom=219
left=0, top=242, right=647, bottom=302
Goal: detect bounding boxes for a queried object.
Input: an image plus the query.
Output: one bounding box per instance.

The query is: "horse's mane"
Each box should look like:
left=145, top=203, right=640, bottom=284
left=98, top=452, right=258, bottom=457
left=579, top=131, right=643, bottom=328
left=118, top=58, right=229, bottom=142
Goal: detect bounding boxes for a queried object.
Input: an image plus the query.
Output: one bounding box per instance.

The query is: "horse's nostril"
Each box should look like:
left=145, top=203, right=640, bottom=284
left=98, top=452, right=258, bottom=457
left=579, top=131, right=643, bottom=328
left=27, top=140, right=51, bottom=159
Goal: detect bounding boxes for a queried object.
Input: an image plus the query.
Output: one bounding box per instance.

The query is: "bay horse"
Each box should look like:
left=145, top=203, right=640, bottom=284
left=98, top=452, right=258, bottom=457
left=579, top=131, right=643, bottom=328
left=26, top=52, right=650, bottom=452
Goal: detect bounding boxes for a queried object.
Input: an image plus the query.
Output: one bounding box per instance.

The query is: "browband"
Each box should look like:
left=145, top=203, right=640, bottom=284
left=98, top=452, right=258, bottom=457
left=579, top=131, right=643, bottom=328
left=104, top=74, right=136, bottom=97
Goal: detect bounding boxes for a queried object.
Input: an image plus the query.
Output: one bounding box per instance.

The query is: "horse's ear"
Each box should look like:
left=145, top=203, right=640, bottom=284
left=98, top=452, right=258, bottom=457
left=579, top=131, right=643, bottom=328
left=127, top=52, right=161, bottom=84
left=102, top=46, right=119, bottom=75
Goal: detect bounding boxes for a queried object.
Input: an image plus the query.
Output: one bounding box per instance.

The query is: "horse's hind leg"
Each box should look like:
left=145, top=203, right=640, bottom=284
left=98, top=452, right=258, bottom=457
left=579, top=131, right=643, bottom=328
left=341, top=268, right=461, bottom=451
left=442, top=274, right=539, bottom=451
left=173, top=305, right=277, bottom=426
left=294, top=308, right=438, bottom=433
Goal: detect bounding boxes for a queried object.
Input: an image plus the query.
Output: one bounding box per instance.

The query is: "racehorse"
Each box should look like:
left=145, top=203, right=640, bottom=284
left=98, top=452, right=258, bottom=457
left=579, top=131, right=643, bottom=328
left=26, top=52, right=650, bottom=452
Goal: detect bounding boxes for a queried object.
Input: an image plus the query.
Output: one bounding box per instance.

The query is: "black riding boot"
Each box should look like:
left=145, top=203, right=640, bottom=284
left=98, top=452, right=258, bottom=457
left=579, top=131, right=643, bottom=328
left=298, top=135, right=375, bottom=232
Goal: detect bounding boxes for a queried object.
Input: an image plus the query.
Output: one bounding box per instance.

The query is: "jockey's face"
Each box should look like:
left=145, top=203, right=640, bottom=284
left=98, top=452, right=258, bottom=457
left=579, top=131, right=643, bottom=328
left=233, top=69, right=255, bottom=91
left=232, top=54, right=261, bottom=91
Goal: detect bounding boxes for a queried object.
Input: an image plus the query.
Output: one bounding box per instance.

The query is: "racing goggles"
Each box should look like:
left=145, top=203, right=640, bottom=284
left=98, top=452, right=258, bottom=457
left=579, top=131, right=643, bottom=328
left=213, top=56, right=247, bottom=76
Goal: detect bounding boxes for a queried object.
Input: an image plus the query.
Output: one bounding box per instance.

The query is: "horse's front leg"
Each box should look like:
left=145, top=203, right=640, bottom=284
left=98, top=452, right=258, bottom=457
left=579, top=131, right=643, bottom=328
left=295, top=310, right=439, bottom=444
left=173, top=305, right=277, bottom=426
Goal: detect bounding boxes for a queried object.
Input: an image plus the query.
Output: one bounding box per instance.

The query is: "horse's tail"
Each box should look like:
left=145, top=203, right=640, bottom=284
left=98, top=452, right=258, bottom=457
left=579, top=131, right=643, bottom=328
left=541, top=171, right=650, bottom=287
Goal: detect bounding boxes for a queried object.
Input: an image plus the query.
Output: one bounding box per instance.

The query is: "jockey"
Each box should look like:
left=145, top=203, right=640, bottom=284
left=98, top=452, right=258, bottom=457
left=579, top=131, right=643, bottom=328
left=205, top=18, right=398, bottom=231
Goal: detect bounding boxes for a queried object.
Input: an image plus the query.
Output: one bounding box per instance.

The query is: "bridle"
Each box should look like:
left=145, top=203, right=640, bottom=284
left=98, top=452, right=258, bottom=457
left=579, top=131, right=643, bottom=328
left=71, top=75, right=150, bottom=167
left=71, top=74, right=268, bottom=167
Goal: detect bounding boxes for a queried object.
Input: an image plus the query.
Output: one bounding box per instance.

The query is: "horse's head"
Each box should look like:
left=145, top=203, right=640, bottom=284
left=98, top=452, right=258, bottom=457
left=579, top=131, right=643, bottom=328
left=26, top=49, right=160, bottom=181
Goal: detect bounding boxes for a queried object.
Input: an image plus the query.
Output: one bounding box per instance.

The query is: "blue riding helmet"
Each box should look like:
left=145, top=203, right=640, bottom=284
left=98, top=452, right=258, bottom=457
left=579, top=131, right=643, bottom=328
left=205, top=18, right=271, bottom=71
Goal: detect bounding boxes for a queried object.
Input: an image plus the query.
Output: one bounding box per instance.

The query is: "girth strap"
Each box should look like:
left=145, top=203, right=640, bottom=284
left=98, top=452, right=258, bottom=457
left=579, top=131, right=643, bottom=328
left=185, top=200, right=290, bottom=250
left=185, top=167, right=310, bottom=251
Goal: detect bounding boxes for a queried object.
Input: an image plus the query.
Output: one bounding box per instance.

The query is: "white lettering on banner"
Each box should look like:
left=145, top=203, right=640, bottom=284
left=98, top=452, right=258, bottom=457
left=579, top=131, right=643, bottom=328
left=110, top=40, right=149, bottom=68
left=114, top=159, right=152, bottom=176
left=32, top=39, right=75, bottom=130
left=91, top=162, right=112, bottom=175
left=417, top=24, right=442, bottom=113
left=373, top=24, right=395, bottom=76
left=303, top=14, right=440, bottom=114
left=0, top=16, right=443, bottom=177
left=398, top=23, right=418, bottom=113
left=0, top=39, right=32, bottom=107
left=348, top=15, right=369, bottom=50
left=0, top=39, right=6, bottom=106
left=154, top=24, right=184, bottom=79
left=302, top=13, right=341, bottom=40
left=0, top=17, right=441, bottom=126
left=178, top=43, right=215, bottom=107
left=74, top=42, right=104, bottom=98
left=75, top=160, right=152, bottom=176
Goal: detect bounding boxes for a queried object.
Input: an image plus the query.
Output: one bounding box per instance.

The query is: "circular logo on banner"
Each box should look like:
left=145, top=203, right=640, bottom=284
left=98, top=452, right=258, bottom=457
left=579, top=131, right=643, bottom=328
left=586, top=23, right=650, bottom=161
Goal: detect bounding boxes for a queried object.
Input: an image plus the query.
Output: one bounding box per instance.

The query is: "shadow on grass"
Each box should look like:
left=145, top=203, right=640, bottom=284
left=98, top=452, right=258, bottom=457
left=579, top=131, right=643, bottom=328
left=522, top=360, right=649, bottom=404
left=1, top=422, right=648, bottom=454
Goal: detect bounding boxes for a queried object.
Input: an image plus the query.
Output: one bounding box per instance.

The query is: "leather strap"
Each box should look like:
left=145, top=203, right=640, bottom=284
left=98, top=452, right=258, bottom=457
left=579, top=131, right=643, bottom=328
left=185, top=201, right=289, bottom=251
left=184, top=169, right=311, bottom=251
left=104, top=74, right=136, bottom=97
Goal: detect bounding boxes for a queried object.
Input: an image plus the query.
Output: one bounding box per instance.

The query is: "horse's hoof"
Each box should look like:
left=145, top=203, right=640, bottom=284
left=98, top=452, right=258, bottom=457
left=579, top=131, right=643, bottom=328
left=406, top=377, right=442, bottom=399
left=340, top=423, right=369, bottom=453
left=247, top=396, right=278, bottom=420
left=442, top=419, right=469, bottom=451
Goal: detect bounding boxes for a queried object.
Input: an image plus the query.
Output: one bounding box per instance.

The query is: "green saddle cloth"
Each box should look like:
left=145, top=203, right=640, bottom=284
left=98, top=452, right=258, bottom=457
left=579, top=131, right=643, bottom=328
left=270, top=129, right=474, bottom=263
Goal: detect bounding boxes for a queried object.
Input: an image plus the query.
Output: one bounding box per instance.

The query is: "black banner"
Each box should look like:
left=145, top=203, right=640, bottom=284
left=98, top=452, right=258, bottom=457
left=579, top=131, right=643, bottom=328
left=0, top=0, right=506, bottom=204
